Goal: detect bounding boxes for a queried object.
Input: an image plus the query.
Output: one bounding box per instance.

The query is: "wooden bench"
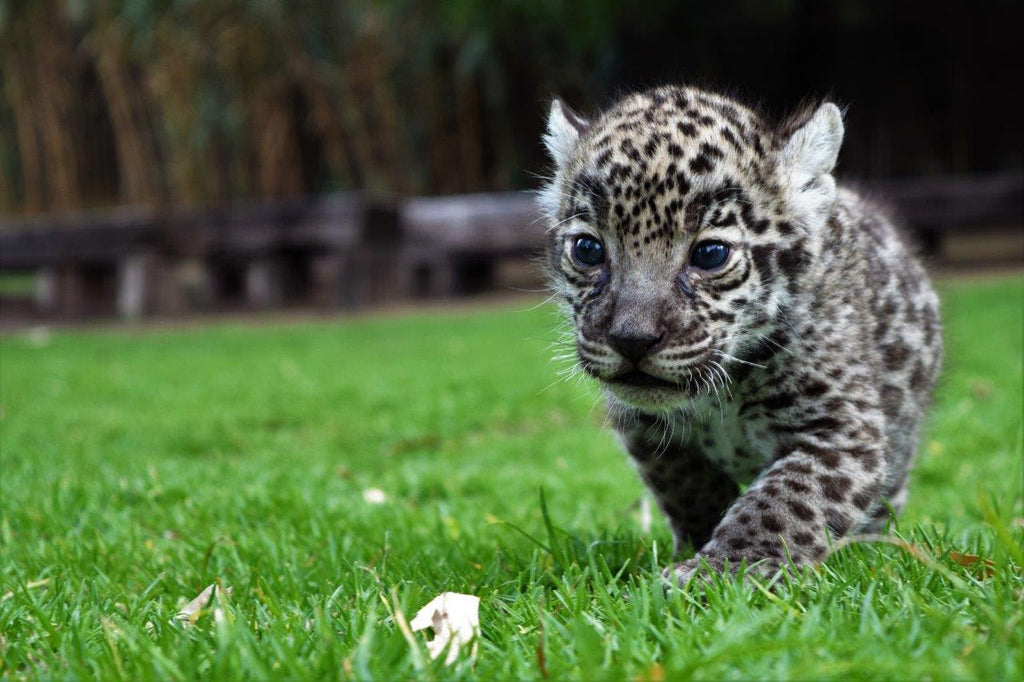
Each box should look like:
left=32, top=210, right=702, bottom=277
left=0, top=194, right=401, bottom=318
left=398, top=193, right=544, bottom=297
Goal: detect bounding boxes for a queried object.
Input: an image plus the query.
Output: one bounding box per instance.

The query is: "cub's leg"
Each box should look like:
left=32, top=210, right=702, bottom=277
left=665, top=404, right=889, bottom=585
left=614, top=412, right=738, bottom=553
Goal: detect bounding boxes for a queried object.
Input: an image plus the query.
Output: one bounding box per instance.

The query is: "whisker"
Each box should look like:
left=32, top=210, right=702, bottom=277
left=543, top=211, right=586, bottom=233
left=757, top=332, right=794, bottom=357
left=706, top=366, right=726, bottom=423
left=708, top=359, right=734, bottom=394
left=516, top=293, right=557, bottom=312
left=713, top=349, right=767, bottom=370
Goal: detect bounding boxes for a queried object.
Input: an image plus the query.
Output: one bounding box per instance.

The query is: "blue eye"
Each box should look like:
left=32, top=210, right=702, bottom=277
left=690, top=241, right=730, bottom=270
left=573, top=236, right=605, bottom=266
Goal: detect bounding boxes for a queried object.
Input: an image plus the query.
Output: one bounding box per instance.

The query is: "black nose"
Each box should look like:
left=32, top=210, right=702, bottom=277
left=607, top=329, right=664, bottom=362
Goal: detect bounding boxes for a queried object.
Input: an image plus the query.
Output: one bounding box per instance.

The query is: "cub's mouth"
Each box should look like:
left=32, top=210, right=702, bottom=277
left=603, top=362, right=716, bottom=410
left=610, top=369, right=681, bottom=390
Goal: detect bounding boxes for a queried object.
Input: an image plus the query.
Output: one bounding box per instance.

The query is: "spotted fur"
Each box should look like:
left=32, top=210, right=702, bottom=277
left=538, top=86, right=942, bottom=585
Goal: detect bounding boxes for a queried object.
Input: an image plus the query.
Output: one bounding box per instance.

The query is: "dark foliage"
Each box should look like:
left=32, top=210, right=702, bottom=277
left=0, top=0, right=1019, bottom=213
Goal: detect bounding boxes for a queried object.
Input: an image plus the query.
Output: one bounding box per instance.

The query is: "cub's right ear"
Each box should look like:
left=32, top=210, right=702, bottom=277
left=544, top=98, right=590, bottom=167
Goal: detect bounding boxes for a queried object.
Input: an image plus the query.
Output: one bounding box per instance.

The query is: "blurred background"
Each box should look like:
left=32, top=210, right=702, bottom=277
left=0, top=0, right=1021, bottom=323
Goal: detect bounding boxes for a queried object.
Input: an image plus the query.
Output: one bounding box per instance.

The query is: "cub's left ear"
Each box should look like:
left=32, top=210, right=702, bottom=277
left=780, top=103, right=844, bottom=222
left=781, top=102, right=844, bottom=179
left=544, top=98, right=590, bottom=168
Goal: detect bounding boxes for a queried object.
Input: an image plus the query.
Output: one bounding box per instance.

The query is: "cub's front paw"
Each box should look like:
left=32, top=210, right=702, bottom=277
left=660, top=555, right=733, bottom=587
left=661, top=555, right=781, bottom=588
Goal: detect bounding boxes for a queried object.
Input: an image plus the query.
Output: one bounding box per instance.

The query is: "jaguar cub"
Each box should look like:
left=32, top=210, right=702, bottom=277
left=539, top=86, right=942, bottom=585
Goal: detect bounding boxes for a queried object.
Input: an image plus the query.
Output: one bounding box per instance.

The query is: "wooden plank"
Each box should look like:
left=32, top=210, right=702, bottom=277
left=0, top=193, right=395, bottom=269
left=862, top=172, right=1023, bottom=231
left=0, top=210, right=155, bottom=268
left=400, top=192, right=545, bottom=254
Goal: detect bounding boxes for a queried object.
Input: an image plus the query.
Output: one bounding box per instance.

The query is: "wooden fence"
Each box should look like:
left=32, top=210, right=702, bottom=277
left=0, top=174, right=1020, bottom=321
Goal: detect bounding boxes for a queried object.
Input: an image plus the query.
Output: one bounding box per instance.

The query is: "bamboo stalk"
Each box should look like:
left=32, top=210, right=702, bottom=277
left=93, top=21, right=163, bottom=205
left=32, top=5, right=83, bottom=211
left=2, top=39, right=46, bottom=212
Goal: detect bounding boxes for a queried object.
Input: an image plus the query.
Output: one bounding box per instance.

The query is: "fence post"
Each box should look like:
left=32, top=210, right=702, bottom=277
left=117, top=252, right=154, bottom=319
left=34, top=267, right=57, bottom=312
left=245, top=256, right=284, bottom=308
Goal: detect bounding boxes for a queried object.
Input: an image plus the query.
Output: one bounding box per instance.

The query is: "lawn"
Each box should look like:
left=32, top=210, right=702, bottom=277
left=1, top=275, right=1021, bottom=680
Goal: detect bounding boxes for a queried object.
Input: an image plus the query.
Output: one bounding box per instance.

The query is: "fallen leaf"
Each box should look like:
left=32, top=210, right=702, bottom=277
left=175, top=583, right=232, bottom=628
left=536, top=632, right=548, bottom=679
left=947, top=551, right=996, bottom=577
left=409, top=592, right=480, bottom=665
left=362, top=488, right=388, bottom=505
left=389, top=434, right=442, bottom=456
left=637, top=663, right=667, bottom=682
left=1, top=578, right=50, bottom=603
left=969, top=380, right=994, bottom=401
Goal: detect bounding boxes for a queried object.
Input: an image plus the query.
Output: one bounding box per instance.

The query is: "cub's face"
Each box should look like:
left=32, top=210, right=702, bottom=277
left=539, top=87, right=843, bottom=412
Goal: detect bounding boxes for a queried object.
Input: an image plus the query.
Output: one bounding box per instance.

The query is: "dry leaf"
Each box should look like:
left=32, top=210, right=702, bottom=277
left=362, top=488, right=388, bottom=505
left=175, top=583, right=232, bottom=627
left=1, top=578, right=50, bottom=603
left=536, top=633, right=548, bottom=679
left=969, top=380, right=994, bottom=401
left=638, top=663, right=667, bottom=682
left=947, top=551, right=996, bottom=577
left=410, top=592, right=480, bottom=665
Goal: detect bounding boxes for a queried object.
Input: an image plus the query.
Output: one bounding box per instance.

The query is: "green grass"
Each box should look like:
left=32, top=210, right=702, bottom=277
left=1, top=275, right=1022, bottom=680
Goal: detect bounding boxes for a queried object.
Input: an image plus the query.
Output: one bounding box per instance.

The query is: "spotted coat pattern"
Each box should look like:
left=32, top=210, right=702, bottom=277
left=538, top=86, right=942, bottom=584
